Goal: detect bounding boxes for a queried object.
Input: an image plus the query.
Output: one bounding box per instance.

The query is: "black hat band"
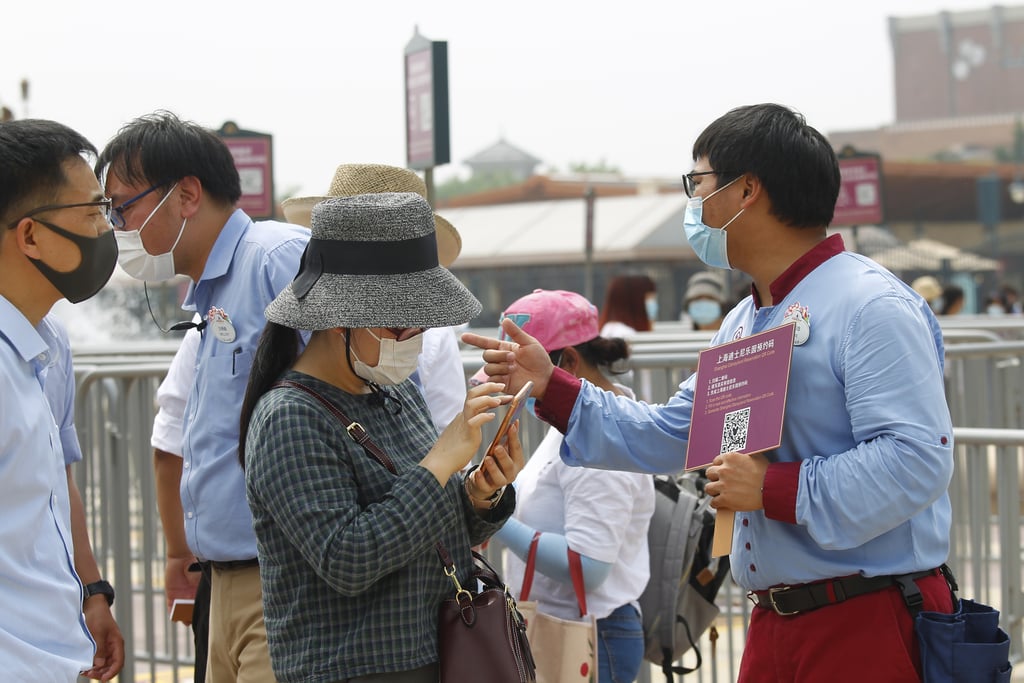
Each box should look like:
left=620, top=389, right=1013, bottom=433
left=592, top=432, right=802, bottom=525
left=292, top=233, right=439, bottom=299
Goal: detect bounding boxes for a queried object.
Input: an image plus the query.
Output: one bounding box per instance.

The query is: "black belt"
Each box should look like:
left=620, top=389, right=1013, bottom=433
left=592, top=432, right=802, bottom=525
left=205, top=558, right=259, bottom=572
left=749, top=568, right=940, bottom=616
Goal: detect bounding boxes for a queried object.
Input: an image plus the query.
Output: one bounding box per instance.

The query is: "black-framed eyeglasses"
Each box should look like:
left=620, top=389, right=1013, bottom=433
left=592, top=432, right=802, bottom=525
left=110, top=182, right=167, bottom=229
left=7, top=199, right=113, bottom=229
left=383, top=327, right=426, bottom=342
left=682, top=171, right=736, bottom=198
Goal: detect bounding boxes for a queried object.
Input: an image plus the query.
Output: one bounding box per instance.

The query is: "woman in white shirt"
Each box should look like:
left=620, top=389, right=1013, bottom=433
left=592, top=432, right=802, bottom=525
left=481, top=289, right=656, bottom=683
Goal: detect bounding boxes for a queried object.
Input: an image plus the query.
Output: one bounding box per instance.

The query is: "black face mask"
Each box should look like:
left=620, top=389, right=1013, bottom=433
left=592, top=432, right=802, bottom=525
left=28, top=220, right=119, bottom=303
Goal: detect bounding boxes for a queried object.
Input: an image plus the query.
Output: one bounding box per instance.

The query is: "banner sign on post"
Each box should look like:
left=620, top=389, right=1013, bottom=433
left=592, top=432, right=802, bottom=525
left=217, top=121, right=274, bottom=221
left=404, top=28, right=450, bottom=170
left=833, top=147, right=885, bottom=227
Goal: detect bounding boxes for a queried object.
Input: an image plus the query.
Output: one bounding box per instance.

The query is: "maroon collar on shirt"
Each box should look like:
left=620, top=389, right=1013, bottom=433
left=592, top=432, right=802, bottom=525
left=751, top=233, right=846, bottom=308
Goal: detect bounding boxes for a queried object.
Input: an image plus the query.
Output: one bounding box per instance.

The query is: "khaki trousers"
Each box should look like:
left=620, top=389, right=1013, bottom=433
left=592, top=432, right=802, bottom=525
left=206, top=564, right=277, bottom=683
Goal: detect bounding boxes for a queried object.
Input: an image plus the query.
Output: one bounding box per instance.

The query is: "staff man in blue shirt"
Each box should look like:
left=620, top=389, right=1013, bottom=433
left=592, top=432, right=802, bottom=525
left=0, top=119, right=121, bottom=681
left=97, top=111, right=309, bottom=682
left=465, top=103, right=956, bottom=682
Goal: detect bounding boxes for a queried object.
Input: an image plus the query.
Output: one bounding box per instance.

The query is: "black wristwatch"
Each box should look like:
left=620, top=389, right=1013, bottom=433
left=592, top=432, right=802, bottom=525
left=482, top=485, right=507, bottom=509
left=83, top=580, right=115, bottom=607
left=464, top=465, right=507, bottom=510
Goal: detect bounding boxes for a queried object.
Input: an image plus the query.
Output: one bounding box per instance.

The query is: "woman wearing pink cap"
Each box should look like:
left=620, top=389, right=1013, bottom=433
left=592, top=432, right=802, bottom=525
left=484, top=289, right=655, bottom=683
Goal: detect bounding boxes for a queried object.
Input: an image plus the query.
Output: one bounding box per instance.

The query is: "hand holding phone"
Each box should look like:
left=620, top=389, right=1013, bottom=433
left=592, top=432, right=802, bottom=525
left=485, top=381, right=533, bottom=458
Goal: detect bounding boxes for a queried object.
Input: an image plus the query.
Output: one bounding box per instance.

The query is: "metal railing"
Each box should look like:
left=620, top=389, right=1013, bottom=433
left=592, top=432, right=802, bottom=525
left=68, top=326, right=1023, bottom=681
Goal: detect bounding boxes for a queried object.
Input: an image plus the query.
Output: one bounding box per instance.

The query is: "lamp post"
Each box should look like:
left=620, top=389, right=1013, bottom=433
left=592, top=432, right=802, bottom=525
left=20, top=79, right=29, bottom=118
left=583, top=186, right=595, bottom=301
left=1010, top=115, right=1024, bottom=205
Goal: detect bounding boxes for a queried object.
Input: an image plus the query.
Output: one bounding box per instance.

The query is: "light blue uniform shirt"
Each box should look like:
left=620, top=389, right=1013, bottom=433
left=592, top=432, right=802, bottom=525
left=561, top=251, right=953, bottom=591
left=180, top=210, right=309, bottom=562
left=38, top=315, right=82, bottom=466
left=0, top=297, right=94, bottom=679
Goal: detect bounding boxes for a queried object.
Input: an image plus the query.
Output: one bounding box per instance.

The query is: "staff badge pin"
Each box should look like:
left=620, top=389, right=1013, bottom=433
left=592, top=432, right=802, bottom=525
left=207, top=306, right=236, bottom=343
left=783, top=303, right=810, bottom=346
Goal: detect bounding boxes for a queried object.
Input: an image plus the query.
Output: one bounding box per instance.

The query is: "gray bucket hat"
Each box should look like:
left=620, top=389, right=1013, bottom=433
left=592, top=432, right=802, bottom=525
left=265, top=192, right=481, bottom=330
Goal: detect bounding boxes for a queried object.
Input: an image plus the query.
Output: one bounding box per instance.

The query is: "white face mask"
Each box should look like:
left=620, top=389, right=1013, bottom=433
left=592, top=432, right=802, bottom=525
left=114, top=182, right=186, bottom=282
left=351, top=329, right=423, bottom=386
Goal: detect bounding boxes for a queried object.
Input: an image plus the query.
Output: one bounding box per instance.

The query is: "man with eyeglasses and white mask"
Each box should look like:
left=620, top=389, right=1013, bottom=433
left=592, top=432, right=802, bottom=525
left=465, top=103, right=957, bottom=682
left=97, top=111, right=310, bottom=683
left=0, top=118, right=123, bottom=681
left=100, top=114, right=477, bottom=682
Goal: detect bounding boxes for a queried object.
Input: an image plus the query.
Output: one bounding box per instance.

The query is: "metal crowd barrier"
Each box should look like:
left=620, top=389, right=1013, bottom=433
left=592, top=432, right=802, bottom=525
left=69, top=325, right=1023, bottom=681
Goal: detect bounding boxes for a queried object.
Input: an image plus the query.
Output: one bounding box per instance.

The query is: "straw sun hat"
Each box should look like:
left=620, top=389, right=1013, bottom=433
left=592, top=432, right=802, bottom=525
left=265, top=192, right=480, bottom=332
left=281, top=164, right=462, bottom=268
left=911, top=275, right=943, bottom=302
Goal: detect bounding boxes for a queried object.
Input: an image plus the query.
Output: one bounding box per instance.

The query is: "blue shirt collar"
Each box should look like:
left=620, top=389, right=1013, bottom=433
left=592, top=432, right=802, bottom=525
left=0, top=296, right=48, bottom=364
left=183, top=209, right=252, bottom=310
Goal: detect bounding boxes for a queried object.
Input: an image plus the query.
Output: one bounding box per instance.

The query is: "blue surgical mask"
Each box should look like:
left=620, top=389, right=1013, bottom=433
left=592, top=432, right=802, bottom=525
left=683, top=177, right=743, bottom=270
left=688, top=299, right=722, bottom=326
left=645, top=296, right=659, bottom=321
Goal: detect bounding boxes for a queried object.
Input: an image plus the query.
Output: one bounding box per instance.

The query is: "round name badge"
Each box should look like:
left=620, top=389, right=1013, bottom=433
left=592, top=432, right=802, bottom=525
left=211, top=319, right=236, bottom=343
left=792, top=318, right=810, bottom=346
left=782, top=302, right=810, bottom=346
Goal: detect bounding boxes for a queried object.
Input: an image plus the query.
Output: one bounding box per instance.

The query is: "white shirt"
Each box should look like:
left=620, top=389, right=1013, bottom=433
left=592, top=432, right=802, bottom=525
left=504, top=388, right=655, bottom=621
left=0, top=297, right=94, bottom=680
left=410, top=326, right=467, bottom=433
left=151, top=328, right=200, bottom=455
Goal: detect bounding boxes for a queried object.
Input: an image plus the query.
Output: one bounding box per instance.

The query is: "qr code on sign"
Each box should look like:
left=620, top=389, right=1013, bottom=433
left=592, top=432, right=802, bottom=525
left=720, top=407, right=750, bottom=453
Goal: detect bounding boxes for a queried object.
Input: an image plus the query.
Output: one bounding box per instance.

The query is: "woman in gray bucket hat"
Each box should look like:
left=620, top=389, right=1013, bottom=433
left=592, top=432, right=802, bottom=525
left=239, top=192, right=524, bottom=683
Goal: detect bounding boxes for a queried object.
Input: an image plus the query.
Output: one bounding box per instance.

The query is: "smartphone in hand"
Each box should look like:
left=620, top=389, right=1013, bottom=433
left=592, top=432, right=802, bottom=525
left=170, top=598, right=195, bottom=623
left=485, top=381, right=534, bottom=458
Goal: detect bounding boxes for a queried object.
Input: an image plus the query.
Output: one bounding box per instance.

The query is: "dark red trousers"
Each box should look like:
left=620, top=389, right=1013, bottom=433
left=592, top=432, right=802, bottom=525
left=738, top=573, right=953, bottom=683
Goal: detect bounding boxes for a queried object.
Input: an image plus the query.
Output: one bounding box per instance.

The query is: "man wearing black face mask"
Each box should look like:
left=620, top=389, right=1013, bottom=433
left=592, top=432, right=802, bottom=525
left=0, top=118, right=122, bottom=681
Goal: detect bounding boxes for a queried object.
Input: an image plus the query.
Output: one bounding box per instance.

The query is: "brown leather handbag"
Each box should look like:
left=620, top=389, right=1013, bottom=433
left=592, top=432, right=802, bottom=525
left=437, top=545, right=536, bottom=683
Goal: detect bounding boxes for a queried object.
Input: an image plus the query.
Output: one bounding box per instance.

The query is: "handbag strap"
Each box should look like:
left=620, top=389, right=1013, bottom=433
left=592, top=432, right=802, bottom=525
left=519, top=531, right=589, bottom=617
left=519, top=531, right=542, bottom=601
left=568, top=548, right=588, bottom=618
left=273, top=379, right=397, bottom=474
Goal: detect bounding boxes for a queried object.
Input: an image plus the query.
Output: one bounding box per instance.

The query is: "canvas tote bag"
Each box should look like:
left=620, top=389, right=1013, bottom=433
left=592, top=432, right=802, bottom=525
left=517, top=532, right=598, bottom=683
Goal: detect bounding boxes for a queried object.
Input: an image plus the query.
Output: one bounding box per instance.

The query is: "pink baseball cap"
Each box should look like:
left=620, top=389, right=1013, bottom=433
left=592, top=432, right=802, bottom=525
left=470, top=289, right=599, bottom=385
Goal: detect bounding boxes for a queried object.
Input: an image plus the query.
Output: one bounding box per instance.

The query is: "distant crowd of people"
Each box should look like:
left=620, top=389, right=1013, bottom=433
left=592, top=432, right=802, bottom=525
left=911, top=274, right=1024, bottom=317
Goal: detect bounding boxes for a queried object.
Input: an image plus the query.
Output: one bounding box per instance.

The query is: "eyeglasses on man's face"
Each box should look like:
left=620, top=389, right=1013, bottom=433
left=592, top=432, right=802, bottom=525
left=7, top=199, right=113, bottom=229
left=110, top=182, right=167, bottom=229
left=682, top=170, right=736, bottom=198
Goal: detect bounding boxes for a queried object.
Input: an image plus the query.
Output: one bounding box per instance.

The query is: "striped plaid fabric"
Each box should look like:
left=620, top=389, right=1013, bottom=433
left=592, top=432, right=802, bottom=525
left=245, top=371, right=512, bottom=682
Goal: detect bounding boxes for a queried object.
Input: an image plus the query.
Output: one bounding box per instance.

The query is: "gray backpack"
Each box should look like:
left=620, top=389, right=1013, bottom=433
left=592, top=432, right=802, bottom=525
left=639, top=472, right=730, bottom=681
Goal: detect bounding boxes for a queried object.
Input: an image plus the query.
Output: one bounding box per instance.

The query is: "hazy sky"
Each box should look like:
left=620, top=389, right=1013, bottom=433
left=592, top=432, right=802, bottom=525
left=2, top=0, right=997, bottom=197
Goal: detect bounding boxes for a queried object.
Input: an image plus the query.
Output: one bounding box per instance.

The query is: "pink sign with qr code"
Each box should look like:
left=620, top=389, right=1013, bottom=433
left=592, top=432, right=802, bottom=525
left=684, top=322, right=796, bottom=471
